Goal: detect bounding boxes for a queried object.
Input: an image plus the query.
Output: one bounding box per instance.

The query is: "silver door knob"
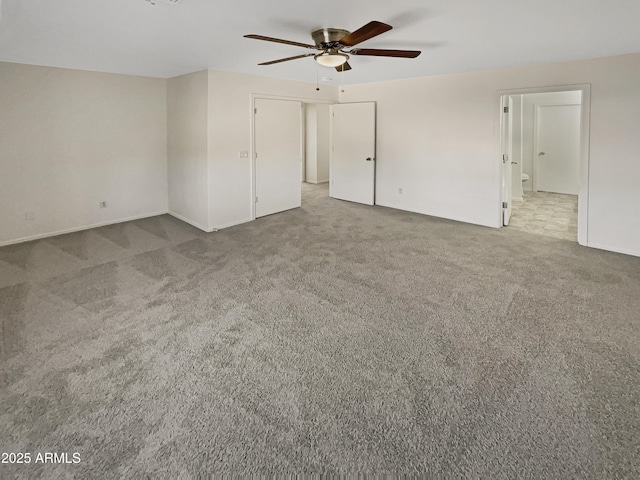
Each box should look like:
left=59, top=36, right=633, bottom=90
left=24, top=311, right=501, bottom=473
left=538, top=152, right=546, bottom=156
left=366, top=157, right=372, bottom=161
left=511, top=161, right=518, bottom=164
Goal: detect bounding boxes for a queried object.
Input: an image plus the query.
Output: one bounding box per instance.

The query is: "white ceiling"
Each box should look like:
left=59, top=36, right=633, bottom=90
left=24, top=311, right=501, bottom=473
left=1, top=0, right=639, bottom=86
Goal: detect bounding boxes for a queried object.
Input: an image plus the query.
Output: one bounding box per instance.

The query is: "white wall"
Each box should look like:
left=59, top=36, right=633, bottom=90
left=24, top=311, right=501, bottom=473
left=0, top=62, right=167, bottom=245
left=167, top=70, right=210, bottom=230
left=316, top=104, right=330, bottom=183
left=522, top=91, right=582, bottom=192
left=207, top=70, right=337, bottom=229
left=305, top=104, right=318, bottom=183
left=304, top=103, right=331, bottom=185
left=339, top=53, right=640, bottom=257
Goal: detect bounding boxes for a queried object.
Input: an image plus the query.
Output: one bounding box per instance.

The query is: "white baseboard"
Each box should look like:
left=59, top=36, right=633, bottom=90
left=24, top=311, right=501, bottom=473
left=0, top=211, right=168, bottom=247
left=212, top=217, right=252, bottom=230
left=167, top=211, right=211, bottom=232
left=586, top=242, right=640, bottom=258
left=303, top=180, right=329, bottom=185
left=375, top=200, right=499, bottom=229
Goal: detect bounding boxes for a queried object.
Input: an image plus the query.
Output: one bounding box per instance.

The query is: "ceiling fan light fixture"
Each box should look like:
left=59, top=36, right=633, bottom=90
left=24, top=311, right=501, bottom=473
left=314, top=51, right=349, bottom=67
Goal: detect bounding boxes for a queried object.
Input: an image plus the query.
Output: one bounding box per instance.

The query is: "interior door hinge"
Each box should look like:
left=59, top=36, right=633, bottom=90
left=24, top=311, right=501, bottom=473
left=503, top=106, right=509, bottom=113
left=502, top=202, right=508, bottom=209
left=254, top=108, right=257, bottom=114
left=502, top=154, right=508, bottom=163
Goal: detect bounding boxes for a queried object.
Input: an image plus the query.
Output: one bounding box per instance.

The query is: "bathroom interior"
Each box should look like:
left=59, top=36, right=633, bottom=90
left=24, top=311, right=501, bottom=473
left=506, top=90, right=582, bottom=242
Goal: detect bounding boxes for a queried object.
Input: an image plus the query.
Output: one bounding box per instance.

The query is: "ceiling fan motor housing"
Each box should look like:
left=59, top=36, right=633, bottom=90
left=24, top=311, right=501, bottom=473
left=311, top=28, right=350, bottom=48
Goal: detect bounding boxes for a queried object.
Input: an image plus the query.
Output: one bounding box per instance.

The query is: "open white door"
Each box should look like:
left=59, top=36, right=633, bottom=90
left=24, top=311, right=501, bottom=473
left=254, top=98, right=302, bottom=218
left=502, top=96, right=513, bottom=225
left=330, top=102, right=376, bottom=205
left=535, top=104, right=581, bottom=195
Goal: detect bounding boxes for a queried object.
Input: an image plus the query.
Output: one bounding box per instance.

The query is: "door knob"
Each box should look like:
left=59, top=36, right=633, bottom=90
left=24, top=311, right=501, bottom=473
left=538, top=152, right=546, bottom=156
left=511, top=161, right=518, bottom=165
left=366, top=157, right=372, bottom=161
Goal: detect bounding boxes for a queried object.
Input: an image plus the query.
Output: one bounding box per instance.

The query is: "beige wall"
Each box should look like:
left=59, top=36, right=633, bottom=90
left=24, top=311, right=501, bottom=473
left=315, top=104, right=331, bottom=184
left=2, top=56, right=639, bottom=258
left=0, top=62, right=167, bottom=245
left=340, top=53, right=640, bottom=257
left=167, top=70, right=210, bottom=230
left=304, top=103, right=330, bottom=185
left=305, top=104, right=318, bottom=184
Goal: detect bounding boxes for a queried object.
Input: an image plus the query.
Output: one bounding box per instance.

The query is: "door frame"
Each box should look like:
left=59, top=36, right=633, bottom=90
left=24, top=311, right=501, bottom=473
left=250, top=94, right=334, bottom=221
left=501, top=95, right=514, bottom=226
left=496, top=84, right=591, bottom=246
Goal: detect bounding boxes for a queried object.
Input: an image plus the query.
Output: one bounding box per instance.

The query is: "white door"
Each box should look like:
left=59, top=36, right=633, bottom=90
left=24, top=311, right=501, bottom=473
left=535, top=104, right=581, bottom=195
left=502, top=97, right=513, bottom=225
left=255, top=98, right=302, bottom=218
left=330, top=102, right=376, bottom=205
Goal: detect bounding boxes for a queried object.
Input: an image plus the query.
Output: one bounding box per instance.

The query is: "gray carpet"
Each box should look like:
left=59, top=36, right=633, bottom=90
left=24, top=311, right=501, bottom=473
left=1, top=182, right=639, bottom=478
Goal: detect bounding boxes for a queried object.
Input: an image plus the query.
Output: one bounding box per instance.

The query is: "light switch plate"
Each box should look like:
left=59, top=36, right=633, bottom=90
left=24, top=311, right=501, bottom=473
left=239, top=151, right=249, bottom=158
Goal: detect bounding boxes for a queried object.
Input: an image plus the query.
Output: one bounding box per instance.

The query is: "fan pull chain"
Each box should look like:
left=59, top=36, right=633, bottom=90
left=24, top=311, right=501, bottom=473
left=316, top=62, right=320, bottom=91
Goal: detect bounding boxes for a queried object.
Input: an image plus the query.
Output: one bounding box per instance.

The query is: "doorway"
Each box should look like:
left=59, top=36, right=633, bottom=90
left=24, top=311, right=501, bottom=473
left=499, top=86, right=590, bottom=245
left=305, top=101, right=378, bottom=207
left=251, top=96, right=378, bottom=219
left=302, top=103, right=331, bottom=204
left=251, top=95, right=334, bottom=220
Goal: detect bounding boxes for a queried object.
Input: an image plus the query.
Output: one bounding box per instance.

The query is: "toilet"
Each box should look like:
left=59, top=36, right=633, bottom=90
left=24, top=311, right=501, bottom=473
left=521, top=173, right=529, bottom=182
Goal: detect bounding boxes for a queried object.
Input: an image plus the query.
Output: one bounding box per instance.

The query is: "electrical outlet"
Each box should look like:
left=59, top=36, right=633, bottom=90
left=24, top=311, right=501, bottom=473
left=25, top=211, right=35, bottom=221
left=99, top=201, right=108, bottom=209
left=398, top=188, right=403, bottom=194
left=239, top=151, right=249, bottom=158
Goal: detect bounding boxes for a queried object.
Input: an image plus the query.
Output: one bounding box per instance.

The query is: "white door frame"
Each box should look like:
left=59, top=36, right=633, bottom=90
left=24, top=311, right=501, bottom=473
left=496, top=84, right=591, bottom=246
left=250, top=94, right=334, bottom=221
left=501, top=96, right=514, bottom=226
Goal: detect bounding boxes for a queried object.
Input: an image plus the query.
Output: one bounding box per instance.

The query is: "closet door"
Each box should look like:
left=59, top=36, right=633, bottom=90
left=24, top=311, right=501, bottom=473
left=255, top=98, right=302, bottom=217
left=330, top=102, right=376, bottom=205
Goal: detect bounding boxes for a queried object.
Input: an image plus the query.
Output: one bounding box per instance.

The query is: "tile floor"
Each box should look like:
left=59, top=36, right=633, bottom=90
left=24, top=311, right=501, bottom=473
left=508, top=191, right=578, bottom=242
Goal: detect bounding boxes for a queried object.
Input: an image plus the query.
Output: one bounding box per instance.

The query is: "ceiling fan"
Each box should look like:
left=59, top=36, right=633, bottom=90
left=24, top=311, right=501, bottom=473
left=244, top=21, right=421, bottom=72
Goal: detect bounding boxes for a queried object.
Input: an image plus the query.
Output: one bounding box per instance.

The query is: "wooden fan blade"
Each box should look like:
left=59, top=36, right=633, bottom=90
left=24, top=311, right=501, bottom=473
left=335, top=62, right=352, bottom=72
left=258, top=53, right=316, bottom=65
left=350, top=48, right=421, bottom=58
left=244, top=34, right=318, bottom=50
left=338, top=21, right=393, bottom=47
